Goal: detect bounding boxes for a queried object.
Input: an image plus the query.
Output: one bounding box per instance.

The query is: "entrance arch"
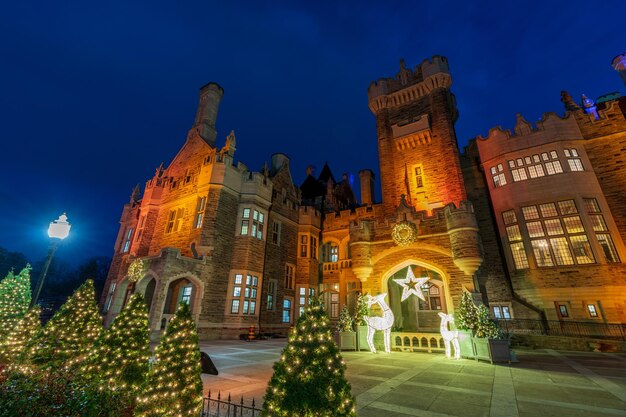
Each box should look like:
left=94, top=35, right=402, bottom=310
left=152, top=273, right=204, bottom=330
left=381, top=260, right=452, bottom=332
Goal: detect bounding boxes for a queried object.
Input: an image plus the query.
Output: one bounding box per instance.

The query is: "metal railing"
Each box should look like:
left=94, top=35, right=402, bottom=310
left=495, top=318, right=626, bottom=341
left=201, top=391, right=261, bottom=417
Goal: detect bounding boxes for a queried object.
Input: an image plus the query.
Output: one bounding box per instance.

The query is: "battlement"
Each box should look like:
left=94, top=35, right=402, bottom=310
left=474, top=112, right=583, bottom=163
left=367, top=56, right=452, bottom=113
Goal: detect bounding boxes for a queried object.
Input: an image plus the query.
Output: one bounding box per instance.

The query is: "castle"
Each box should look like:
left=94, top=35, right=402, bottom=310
left=100, top=54, right=626, bottom=338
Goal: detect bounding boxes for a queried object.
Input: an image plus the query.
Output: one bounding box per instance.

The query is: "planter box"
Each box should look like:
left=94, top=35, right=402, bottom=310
left=335, top=331, right=357, bottom=351
left=356, top=325, right=370, bottom=351
left=472, top=338, right=511, bottom=364
left=457, top=330, right=475, bottom=359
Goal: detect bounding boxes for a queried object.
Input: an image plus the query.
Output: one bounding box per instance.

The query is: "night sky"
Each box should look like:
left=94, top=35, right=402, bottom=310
left=1, top=1, right=624, bottom=267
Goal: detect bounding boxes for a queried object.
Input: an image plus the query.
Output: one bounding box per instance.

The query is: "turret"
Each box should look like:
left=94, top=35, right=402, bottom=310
left=612, top=53, right=626, bottom=86
left=194, top=82, right=224, bottom=146
left=359, top=169, right=375, bottom=205
left=445, top=202, right=483, bottom=277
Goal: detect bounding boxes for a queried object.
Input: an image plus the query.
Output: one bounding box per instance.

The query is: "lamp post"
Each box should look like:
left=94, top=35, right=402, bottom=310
left=31, top=213, right=71, bottom=307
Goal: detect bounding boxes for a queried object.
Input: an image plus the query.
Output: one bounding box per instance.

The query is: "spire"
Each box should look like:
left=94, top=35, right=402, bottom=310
left=560, top=90, right=580, bottom=111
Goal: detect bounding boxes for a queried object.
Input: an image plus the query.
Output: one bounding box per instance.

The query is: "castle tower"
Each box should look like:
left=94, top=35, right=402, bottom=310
left=367, top=56, right=466, bottom=215
left=613, top=53, right=626, bottom=86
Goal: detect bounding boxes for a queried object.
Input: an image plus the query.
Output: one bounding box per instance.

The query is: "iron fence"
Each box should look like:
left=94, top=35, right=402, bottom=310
left=495, top=318, right=626, bottom=341
left=201, top=391, right=261, bottom=417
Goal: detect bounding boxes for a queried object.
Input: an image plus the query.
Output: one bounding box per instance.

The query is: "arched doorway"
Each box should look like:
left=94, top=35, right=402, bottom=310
left=143, top=278, right=156, bottom=312
left=160, top=277, right=200, bottom=329
left=385, top=264, right=448, bottom=332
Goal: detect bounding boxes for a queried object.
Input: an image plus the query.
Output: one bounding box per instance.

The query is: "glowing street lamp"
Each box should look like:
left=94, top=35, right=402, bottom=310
left=31, top=213, right=71, bottom=307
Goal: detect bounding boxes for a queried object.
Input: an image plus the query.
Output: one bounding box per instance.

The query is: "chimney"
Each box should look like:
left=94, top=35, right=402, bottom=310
left=194, top=82, right=224, bottom=146
left=359, top=169, right=375, bottom=205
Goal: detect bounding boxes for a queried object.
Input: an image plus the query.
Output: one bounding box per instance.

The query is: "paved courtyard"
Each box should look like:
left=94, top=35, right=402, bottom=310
left=199, top=339, right=626, bottom=416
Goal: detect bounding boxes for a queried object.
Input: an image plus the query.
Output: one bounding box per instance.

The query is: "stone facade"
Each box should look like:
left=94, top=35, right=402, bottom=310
left=101, top=55, right=626, bottom=341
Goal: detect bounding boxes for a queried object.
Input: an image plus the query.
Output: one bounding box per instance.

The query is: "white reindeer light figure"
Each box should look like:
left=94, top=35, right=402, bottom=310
left=363, top=293, right=394, bottom=353
left=438, top=312, right=460, bottom=359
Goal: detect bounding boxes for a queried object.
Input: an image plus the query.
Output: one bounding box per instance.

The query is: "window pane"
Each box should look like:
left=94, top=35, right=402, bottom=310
left=231, top=300, right=240, bottom=314
left=246, top=275, right=251, bottom=285
left=510, top=242, right=529, bottom=269
left=234, top=274, right=243, bottom=284
left=583, top=198, right=601, bottom=213
left=549, top=237, right=574, bottom=265
left=534, top=164, right=545, bottom=177
left=533, top=155, right=540, bottom=163
left=544, top=219, right=564, bottom=236
left=240, top=220, right=249, bottom=235
left=541, top=152, right=549, bottom=161
left=531, top=240, right=554, bottom=267
left=250, top=301, right=256, bottom=314
left=559, top=305, right=568, bottom=317
left=233, top=286, right=241, bottom=297
left=493, top=306, right=501, bottom=319
left=253, top=276, right=258, bottom=286
left=242, top=208, right=250, bottom=219
left=524, top=156, right=532, bottom=165
left=259, top=212, right=264, bottom=223
left=570, top=235, right=595, bottom=264
left=539, top=203, right=558, bottom=218
left=299, top=287, right=306, bottom=295
left=527, top=221, right=544, bottom=238
left=506, top=225, right=521, bottom=241
left=587, top=304, right=598, bottom=317
left=522, top=206, right=539, bottom=220
left=253, top=210, right=259, bottom=221
left=516, top=158, right=523, bottom=167
left=562, top=216, right=584, bottom=234
left=502, top=210, right=517, bottom=225
left=502, top=306, right=511, bottom=319
left=597, top=234, right=620, bottom=262
left=243, top=300, right=249, bottom=314
left=550, top=150, right=558, bottom=159
left=558, top=200, right=577, bottom=215
left=508, top=160, right=515, bottom=168
left=251, top=288, right=257, bottom=299
left=589, top=215, right=607, bottom=232
left=244, top=287, right=250, bottom=298
left=299, top=297, right=306, bottom=305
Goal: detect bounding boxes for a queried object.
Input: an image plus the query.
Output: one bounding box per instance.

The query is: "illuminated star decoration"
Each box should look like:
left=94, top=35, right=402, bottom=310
left=393, top=267, right=430, bottom=302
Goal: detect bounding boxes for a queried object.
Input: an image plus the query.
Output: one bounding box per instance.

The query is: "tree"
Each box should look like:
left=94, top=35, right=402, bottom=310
left=0, top=305, right=41, bottom=365
left=455, top=291, right=479, bottom=334
left=0, top=265, right=32, bottom=342
left=354, top=293, right=369, bottom=326
left=336, top=305, right=353, bottom=332
left=0, top=247, right=29, bottom=279
left=262, top=298, right=356, bottom=417
left=474, top=304, right=503, bottom=339
left=29, top=279, right=102, bottom=368
left=82, top=293, right=150, bottom=400
left=135, top=302, right=202, bottom=417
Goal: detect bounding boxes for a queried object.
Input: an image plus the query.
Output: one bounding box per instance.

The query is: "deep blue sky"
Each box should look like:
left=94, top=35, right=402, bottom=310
left=1, top=0, right=624, bottom=267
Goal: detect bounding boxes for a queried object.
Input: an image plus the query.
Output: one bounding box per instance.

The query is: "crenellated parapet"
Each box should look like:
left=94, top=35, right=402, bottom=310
left=574, top=97, right=626, bottom=139
left=475, top=112, right=584, bottom=163
left=367, top=56, right=452, bottom=114
left=444, top=201, right=483, bottom=277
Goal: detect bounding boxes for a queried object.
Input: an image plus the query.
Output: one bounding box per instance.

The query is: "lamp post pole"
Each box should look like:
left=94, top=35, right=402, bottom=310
left=31, top=213, right=71, bottom=307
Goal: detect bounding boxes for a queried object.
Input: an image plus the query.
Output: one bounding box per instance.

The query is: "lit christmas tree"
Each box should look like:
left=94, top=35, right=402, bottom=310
left=82, top=293, right=150, bottom=399
left=262, top=298, right=356, bottom=417
left=135, top=302, right=202, bottom=417
left=354, top=293, right=369, bottom=326
left=0, top=305, right=41, bottom=364
left=336, top=305, right=353, bottom=332
left=474, top=304, right=503, bottom=339
left=455, top=291, right=479, bottom=335
left=29, top=279, right=102, bottom=368
left=0, top=265, right=32, bottom=342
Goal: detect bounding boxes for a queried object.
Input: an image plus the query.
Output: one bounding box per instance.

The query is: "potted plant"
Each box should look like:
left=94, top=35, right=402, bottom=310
left=354, top=293, right=370, bottom=351
left=334, top=305, right=356, bottom=351
left=471, top=304, right=510, bottom=363
left=454, top=292, right=478, bottom=359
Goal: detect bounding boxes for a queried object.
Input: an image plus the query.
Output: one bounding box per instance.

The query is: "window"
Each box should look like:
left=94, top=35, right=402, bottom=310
left=166, top=208, right=184, bottom=234
left=532, top=240, right=554, bottom=267
left=282, top=298, right=292, bottom=323
left=271, top=221, right=281, bottom=245
left=502, top=210, right=517, bottom=225
left=330, top=245, right=339, bottom=262
left=284, top=264, right=295, bottom=289
left=414, top=166, right=424, bottom=188
left=300, top=235, right=308, bottom=257
left=583, top=198, right=601, bottom=213
left=558, top=304, right=569, bottom=318
left=310, top=236, right=317, bottom=259
left=511, top=167, right=528, bottom=182
left=504, top=209, right=529, bottom=270
left=104, top=283, right=116, bottom=313
left=521, top=200, right=595, bottom=267
left=582, top=198, right=620, bottom=263
left=565, top=149, right=584, bottom=172
left=297, top=286, right=316, bottom=316
left=179, top=286, right=192, bottom=305
left=122, top=228, right=133, bottom=253
left=510, top=242, right=529, bottom=269
left=240, top=208, right=264, bottom=239
left=597, top=234, right=620, bottom=263
left=587, top=304, right=598, bottom=318
left=491, top=164, right=506, bottom=188
left=492, top=305, right=512, bottom=319
left=229, top=273, right=259, bottom=315
left=194, top=196, right=207, bottom=229
left=267, top=279, right=277, bottom=310
left=330, top=293, right=340, bottom=318
left=545, top=160, right=564, bottom=175
left=135, top=215, right=146, bottom=242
